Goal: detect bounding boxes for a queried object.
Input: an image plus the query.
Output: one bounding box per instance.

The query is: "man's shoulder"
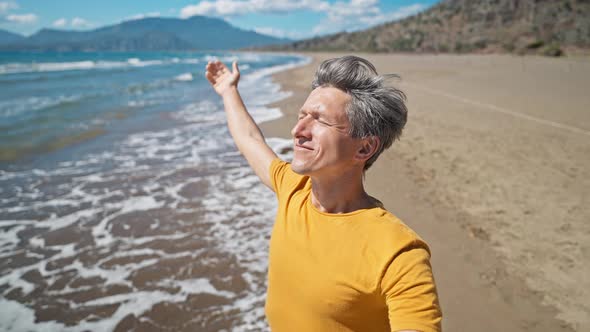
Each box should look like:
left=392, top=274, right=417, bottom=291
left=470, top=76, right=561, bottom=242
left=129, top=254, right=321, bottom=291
left=360, top=208, right=430, bottom=254
left=364, top=207, right=410, bottom=230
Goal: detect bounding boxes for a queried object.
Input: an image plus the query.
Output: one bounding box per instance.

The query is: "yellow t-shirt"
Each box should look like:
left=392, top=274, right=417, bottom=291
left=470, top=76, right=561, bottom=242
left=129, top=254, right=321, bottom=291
left=265, top=158, right=442, bottom=332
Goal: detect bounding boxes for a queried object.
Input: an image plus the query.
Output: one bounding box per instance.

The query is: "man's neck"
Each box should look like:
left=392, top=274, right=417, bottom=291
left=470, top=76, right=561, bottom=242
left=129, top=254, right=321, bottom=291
left=309, top=168, right=375, bottom=214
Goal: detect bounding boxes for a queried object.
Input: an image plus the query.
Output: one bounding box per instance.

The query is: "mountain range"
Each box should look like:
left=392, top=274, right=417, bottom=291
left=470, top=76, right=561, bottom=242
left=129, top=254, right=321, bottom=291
left=0, top=16, right=290, bottom=51
left=262, top=0, right=590, bottom=56
left=3, top=1, right=589, bottom=55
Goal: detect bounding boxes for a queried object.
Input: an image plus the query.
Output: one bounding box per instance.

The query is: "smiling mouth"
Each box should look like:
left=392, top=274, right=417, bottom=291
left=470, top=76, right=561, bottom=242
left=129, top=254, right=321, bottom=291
left=294, top=143, right=313, bottom=151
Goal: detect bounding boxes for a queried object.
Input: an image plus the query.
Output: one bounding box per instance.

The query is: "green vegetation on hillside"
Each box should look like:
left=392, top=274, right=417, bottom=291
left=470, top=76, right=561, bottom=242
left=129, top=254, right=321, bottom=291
left=261, top=0, right=590, bottom=56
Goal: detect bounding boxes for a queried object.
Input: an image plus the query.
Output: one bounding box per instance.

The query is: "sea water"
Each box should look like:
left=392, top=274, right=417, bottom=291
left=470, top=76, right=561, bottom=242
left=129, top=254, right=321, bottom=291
left=0, top=51, right=306, bottom=331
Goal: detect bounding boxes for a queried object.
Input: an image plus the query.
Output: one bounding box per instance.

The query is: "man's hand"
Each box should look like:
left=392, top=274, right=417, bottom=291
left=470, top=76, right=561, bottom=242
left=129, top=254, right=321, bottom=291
left=205, top=60, right=240, bottom=96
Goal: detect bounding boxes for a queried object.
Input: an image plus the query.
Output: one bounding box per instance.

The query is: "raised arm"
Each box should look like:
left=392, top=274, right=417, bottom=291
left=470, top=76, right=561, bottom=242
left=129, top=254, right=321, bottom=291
left=205, top=60, right=278, bottom=190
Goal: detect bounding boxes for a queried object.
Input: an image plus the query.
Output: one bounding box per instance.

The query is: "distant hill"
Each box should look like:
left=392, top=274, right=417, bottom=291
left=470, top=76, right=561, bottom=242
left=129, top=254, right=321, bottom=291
left=0, top=29, right=25, bottom=44
left=263, top=0, right=590, bottom=56
left=0, top=16, right=291, bottom=51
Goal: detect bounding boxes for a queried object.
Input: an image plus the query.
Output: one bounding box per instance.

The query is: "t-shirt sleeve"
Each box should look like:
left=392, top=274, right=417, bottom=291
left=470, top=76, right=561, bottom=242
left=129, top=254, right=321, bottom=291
left=381, top=245, right=442, bottom=332
left=269, top=157, right=291, bottom=194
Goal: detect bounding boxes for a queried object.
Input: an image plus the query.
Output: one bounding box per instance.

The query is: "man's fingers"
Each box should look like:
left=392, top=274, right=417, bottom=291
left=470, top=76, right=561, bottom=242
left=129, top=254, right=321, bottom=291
left=205, top=64, right=219, bottom=80
left=215, top=60, right=226, bottom=70
left=205, top=60, right=238, bottom=87
left=205, top=70, right=216, bottom=85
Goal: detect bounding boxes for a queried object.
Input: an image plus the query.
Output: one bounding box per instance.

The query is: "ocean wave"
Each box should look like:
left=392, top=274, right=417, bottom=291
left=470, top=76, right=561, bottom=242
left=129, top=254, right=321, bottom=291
left=125, top=78, right=170, bottom=95
left=0, top=53, right=294, bottom=76
left=233, top=58, right=311, bottom=120
left=182, top=58, right=200, bottom=64
left=174, top=72, right=193, bottom=82
left=127, top=99, right=161, bottom=108
left=203, top=52, right=273, bottom=65
left=0, top=60, right=120, bottom=75
left=243, top=55, right=311, bottom=83
left=0, top=94, right=85, bottom=118
left=125, top=72, right=195, bottom=100
left=126, top=58, right=164, bottom=67
left=0, top=58, right=175, bottom=75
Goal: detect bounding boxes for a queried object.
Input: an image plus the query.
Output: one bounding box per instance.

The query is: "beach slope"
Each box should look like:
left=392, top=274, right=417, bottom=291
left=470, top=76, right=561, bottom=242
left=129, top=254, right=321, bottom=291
left=261, top=53, right=590, bottom=332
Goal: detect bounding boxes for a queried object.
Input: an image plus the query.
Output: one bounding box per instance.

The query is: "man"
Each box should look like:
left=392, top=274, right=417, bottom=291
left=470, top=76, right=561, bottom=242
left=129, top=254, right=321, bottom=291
left=205, top=55, right=442, bottom=332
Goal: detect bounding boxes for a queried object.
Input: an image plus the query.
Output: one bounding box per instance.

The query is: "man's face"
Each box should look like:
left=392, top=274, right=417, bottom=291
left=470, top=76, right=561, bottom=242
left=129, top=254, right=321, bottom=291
left=290, top=86, right=362, bottom=176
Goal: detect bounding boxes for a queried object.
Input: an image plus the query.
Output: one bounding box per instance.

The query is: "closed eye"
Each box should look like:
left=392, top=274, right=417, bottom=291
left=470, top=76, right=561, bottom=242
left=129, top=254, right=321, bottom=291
left=298, top=111, right=336, bottom=127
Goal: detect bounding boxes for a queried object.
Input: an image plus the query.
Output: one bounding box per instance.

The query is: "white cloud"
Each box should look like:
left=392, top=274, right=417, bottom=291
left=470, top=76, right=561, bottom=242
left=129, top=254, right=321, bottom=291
left=327, top=0, right=379, bottom=20
left=71, top=17, right=91, bottom=28
left=0, top=1, right=18, bottom=14
left=52, top=18, right=67, bottom=27
left=179, top=1, right=428, bottom=39
left=125, top=12, right=161, bottom=21
left=372, top=3, right=426, bottom=24
left=313, top=2, right=426, bottom=36
left=180, top=0, right=329, bottom=18
left=6, top=13, right=37, bottom=24
left=50, top=17, right=100, bottom=29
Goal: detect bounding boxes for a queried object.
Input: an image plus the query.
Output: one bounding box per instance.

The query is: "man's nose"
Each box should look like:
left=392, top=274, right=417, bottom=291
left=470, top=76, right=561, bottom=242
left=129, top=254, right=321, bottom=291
left=291, top=116, right=311, bottom=138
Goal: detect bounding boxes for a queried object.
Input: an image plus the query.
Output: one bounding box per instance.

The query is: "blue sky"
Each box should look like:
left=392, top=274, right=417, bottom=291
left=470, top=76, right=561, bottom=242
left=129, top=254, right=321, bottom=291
left=0, top=0, right=439, bottom=39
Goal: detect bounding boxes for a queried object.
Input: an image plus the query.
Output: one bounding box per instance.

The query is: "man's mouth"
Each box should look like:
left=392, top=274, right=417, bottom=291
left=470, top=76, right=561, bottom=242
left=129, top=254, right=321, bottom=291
left=294, top=143, right=313, bottom=151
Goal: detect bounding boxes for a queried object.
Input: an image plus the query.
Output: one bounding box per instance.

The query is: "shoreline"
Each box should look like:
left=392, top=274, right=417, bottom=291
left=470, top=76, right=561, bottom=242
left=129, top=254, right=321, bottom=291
left=262, top=52, right=589, bottom=331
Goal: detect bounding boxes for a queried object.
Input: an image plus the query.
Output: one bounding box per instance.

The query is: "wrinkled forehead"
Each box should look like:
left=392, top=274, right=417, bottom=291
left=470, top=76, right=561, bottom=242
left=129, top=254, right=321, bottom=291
left=301, top=86, right=351, bottom=119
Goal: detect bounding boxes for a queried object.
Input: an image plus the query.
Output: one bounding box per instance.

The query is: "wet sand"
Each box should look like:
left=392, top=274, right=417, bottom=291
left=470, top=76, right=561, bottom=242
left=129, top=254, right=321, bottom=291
left=260, top=53, right=590, bottom=332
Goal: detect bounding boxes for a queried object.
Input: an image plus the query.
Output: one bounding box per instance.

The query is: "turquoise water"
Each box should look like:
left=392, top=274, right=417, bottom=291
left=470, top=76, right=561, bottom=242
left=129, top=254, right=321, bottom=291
left=0, top=51, right=299, bottom=163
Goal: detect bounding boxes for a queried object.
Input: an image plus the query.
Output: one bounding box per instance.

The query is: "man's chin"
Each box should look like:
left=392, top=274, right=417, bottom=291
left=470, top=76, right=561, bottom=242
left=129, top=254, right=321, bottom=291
left=290, top=161, right=308, bottom=175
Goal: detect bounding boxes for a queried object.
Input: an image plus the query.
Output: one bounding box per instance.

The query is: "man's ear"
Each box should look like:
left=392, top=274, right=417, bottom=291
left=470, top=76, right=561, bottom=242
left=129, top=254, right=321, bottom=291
left=355, top=136, right=380, bottom=162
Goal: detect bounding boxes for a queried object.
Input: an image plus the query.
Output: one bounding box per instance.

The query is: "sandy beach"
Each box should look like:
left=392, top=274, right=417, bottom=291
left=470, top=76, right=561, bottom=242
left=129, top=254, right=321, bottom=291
left=261, top=53, right=590, bottom=332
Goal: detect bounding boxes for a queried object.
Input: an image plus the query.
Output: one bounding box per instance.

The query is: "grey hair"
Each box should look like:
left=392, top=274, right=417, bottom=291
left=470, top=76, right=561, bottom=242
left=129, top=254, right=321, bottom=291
left=311, top=55, right=408, bottom=171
